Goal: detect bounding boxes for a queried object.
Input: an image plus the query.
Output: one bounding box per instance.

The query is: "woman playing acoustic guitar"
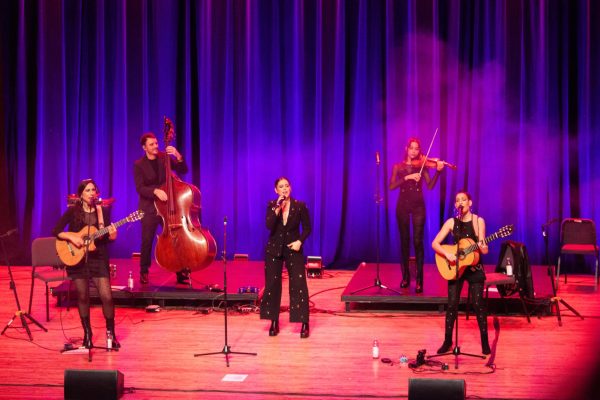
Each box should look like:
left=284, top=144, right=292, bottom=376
left=52, top=179, right=119, bottom=349
left=431, top=191, right=490, bottom=355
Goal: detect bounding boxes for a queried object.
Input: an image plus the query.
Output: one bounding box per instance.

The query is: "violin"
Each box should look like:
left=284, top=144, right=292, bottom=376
left=410, top=154, right=457, bottom=170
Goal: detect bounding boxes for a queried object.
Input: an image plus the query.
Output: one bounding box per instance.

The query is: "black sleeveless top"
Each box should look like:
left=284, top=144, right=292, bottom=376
left=453, top=216, right=484, bottom=274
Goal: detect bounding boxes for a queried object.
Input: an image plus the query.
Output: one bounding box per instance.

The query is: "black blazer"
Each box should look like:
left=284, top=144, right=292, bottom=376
left=265, top=197, right=311, bottom=258
left=133, top=153, right=188, bottom=215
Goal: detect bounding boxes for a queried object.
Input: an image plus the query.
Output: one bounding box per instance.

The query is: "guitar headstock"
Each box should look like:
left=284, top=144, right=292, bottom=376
left=497, top=224, right=514, bottom=238
left=127, top=210, right=145, bottom=223
left=163, top=116, right=175, bottom=146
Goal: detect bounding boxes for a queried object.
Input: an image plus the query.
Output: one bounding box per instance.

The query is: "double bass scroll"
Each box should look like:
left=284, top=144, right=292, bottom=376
left=154, top=117, right=217, bottom=272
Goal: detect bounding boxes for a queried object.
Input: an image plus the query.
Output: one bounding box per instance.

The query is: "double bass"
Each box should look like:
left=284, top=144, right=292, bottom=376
left=154, top=117, right=217, bottom=272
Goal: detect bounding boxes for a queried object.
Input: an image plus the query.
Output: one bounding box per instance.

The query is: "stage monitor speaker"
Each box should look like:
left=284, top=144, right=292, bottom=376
left=64, top=369, right=124, bottom=400
left=408, top=378, right=466, bottom=400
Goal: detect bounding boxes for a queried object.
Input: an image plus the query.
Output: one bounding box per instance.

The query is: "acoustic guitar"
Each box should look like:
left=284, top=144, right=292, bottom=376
left=56, top=210, right=144, bottom=266
left=435, top=224, right=514, bottom=280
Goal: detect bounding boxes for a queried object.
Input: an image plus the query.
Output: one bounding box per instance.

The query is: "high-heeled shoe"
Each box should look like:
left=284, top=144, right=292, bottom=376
left=300, top=322, right=309, bottom=338
left=415, top=282, right=423, bottom=293
left=481, top=335, right=491, bottom=355
left=268, top=320, right=279, bottom=336
left=400, top=280, right=409, bottom=289
left=81, top=316, right=93, bottom=349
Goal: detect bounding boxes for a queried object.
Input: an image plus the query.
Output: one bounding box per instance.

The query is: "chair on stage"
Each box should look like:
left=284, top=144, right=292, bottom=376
left=556, top=218, right=599, bottom=288
left=28, top=237, right=70, bottom=321
left=467, top=241, right=532, bottom=323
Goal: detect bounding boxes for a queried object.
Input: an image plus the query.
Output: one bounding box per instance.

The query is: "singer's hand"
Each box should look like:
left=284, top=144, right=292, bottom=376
left=154, top=189, right=168, bottom=201
left=445, top=253, right=457, bottom=262
left=287, top=240, right=302, bottom=252
left=60, top=232, right=84, bottom=248
left=108, top=224, right=117, bottom=241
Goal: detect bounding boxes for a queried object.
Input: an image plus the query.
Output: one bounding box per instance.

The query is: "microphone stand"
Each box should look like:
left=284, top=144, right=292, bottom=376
left=542, top=221, right=583, bottom=327
left=352, top=152, right=400, bottom=295
left=1, top=229, right=48, bottom=340
left=429, top=210, right=485, bottom=368
left=194, top=216, right=256, bottom=367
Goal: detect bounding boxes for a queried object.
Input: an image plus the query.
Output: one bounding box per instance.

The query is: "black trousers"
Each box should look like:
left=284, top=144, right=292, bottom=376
left=396, top=198, right=425, bottom=284
left=140, top=213, right=162, bottom=274
left=260, top=248, right=309, bottom=323
left=444, top=268, right=488, bottom=340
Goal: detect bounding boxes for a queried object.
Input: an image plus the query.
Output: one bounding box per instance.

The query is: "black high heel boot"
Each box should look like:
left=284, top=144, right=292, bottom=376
left=81, top=316, right=93, bottom=348
left=400, top=264, right=410, bottom=288
left=481, top=333, right=491, bottom=355
left=415, top=280, right=423, bottom=293
left=437, top=333, right=453, bottom=354
left=106, top=318, right=121, bottom=349
left=300, top=322, right=309, bottom=339
left=415, top=265, right=423, bottom=293
left=268, top=320, right=279, bottom=336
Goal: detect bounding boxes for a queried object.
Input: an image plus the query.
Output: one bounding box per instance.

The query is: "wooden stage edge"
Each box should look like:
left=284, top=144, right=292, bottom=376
left=53, top=259, right=556, bottom=316
left=1, top=260, right=599, bottom=399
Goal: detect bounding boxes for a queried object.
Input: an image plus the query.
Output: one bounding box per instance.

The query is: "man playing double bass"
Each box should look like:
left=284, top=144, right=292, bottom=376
left=133, top=132, right=189, bottom=284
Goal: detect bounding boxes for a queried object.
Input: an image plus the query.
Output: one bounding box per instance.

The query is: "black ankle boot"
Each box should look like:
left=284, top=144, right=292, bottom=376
left=268, top=320, right=279, bottom=336
left=415, top=281, right=423, bottom=293
left=481, top=333, right=491, bottom=355
left=176, top=270, right=190, bottom=284
left=106, top=318, right=121, bottom=349
left=400, top=279, right=409, bottom=288
left=437, top=334, right=452, bottom=354
left=300, top=322, right=309, bottom=338
left=437, top=340, right=452, bottom=354
left=81, top=316, right=93, bottom=348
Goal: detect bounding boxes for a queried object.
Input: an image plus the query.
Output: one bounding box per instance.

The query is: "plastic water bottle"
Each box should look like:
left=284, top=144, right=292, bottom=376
left=400, top=354, right=408, bottom=367
left=505, top=257, right=513, bottom=276
left=106, top=330, right=113, bottom=351
left=372, top=340, right=380, bottom=359
left=127, top=271, right=134, bottom=290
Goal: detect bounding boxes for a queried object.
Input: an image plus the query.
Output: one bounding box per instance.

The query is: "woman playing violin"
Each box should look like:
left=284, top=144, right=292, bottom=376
left=389, top=137, right=445, bottom=293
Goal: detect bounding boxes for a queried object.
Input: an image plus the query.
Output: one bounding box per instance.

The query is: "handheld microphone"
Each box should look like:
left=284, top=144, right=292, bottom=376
left=455, top=204, right=463, bottom=217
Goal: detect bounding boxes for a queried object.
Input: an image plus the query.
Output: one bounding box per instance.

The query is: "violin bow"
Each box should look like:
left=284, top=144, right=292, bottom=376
left=418, top=127, right=439, bottom=176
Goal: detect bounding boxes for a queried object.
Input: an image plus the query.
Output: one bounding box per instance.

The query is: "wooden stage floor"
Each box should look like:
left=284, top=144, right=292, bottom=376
left=1, top=260, right=599, bottom=399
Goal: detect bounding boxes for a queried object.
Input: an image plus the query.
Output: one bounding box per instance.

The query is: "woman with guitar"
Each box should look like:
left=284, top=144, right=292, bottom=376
left=431, top=191, right=491, bottom=355
left=52, top=179, right=120, bottom=349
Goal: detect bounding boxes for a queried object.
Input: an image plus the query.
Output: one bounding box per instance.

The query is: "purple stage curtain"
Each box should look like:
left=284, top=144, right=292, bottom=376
left=1, top=1, right=599, bottom=271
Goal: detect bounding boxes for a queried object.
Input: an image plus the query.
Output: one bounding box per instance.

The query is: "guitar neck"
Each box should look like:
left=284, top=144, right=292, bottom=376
left=90, top=217, right=128, bottom=241
left=463, top=231, right=502, bottom=255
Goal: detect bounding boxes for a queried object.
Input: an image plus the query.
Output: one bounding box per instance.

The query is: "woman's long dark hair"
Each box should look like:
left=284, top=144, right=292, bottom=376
left=74, top=179, right=99, bottom=225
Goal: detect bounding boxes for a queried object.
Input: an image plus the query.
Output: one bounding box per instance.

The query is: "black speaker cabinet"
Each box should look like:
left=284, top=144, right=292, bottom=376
left=408, top=378, right=466, bottom=400
left=64, top=369, right=124, bottom=400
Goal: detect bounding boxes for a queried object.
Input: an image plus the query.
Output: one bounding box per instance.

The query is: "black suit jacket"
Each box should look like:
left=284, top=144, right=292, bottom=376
left=133, top=153, right=188, bottom=215
left=265, top=197, right=311, bottom=258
